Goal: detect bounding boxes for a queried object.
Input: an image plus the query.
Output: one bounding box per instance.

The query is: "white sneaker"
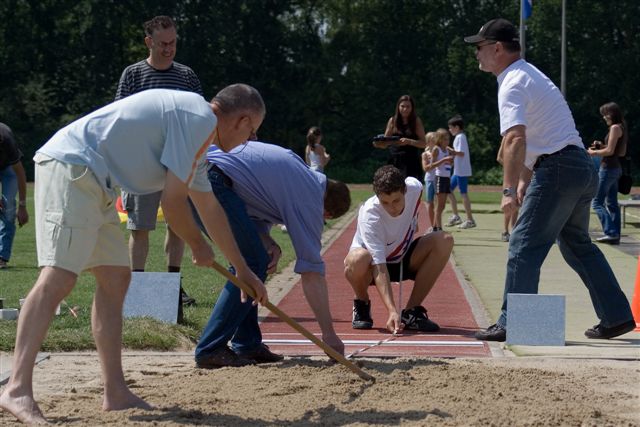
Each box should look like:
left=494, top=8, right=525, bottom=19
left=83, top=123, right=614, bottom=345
left=280, top=224, right=288, bottom=233
left=501, top=232, right=510, bottom=242
left=458, top=219, right=476, bottom=229
left=446, top=215, right=462, bottom=226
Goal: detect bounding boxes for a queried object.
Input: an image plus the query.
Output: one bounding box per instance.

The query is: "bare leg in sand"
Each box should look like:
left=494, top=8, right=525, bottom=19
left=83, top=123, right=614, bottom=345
left=0, top=266, right=151, bottom=424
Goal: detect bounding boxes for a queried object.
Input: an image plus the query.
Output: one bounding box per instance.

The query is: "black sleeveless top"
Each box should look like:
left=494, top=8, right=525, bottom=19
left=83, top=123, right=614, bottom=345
left=601, top=124, right=627, bottom=169
left=387, top=122, right=423, bottom=180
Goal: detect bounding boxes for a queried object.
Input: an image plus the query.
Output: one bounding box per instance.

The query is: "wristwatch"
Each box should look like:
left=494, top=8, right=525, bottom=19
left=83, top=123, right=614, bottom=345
left=502, top=187, right=516, bottom=197
left=18, top=201, right=27, bottom=207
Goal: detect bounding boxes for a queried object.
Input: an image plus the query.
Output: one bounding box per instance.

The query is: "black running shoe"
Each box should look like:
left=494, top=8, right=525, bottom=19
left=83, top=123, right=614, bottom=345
left=352, top=299, right=373, bottom=329
left=401, top=306, right=440, bottom=332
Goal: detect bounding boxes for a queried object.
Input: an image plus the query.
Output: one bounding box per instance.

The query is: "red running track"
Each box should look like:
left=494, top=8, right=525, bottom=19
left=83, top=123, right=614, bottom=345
left=261, top=204, right=491, bottom=358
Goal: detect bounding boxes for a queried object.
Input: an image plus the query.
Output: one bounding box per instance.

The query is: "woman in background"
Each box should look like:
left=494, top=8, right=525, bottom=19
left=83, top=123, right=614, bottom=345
left=305, top=126, right=330, bottom=173
left=374, top=95, right=426, bottom=180
left=588, top=102, right=628, bottom=245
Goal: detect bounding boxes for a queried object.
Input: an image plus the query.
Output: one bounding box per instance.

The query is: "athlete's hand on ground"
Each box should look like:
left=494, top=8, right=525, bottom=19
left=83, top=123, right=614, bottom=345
left=190, top=242, right=215, bottom=267
left=386, top=311, right=404, bottom=334
left=322, top=332, right=345, bottom=356
left=237, top=268, right=268, bottom=306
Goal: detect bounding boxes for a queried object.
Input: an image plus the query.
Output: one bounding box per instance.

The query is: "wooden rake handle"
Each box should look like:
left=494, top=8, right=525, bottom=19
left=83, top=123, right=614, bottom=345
left=210, top=261, right=374, bottom=381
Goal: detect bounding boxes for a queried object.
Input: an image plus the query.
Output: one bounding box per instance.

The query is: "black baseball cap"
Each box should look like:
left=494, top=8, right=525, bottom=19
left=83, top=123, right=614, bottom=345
left=464, top=18, right=519, bottom=44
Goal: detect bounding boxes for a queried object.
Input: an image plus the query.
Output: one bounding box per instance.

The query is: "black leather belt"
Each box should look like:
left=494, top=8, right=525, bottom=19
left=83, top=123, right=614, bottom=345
left=534, top=144, right=582, bottom=169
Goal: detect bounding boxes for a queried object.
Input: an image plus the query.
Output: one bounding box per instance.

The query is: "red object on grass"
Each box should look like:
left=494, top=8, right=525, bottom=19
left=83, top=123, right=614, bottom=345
left=116, top=196, right=127, bottom=213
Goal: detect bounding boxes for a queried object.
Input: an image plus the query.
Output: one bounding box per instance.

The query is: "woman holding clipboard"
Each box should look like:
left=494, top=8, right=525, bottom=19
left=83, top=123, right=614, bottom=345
left=373, top=95, right=427, bottom=180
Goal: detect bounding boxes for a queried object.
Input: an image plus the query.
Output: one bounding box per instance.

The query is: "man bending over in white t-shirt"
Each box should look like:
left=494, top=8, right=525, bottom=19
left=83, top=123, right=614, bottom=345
left=344, top=165, right=454, bottom=334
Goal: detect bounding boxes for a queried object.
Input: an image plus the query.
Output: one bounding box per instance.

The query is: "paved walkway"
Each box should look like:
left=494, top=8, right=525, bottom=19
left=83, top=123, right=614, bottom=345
left=444, top=200, right=640, bottom=359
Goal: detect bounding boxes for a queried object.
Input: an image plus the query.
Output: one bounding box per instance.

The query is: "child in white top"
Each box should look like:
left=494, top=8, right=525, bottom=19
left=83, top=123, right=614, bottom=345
left=432, top=128, right=453, bottom=230
left=304, top=126, right=330, bottom=173
left=446, top=115, right=476, bottom=229
left=421, top=131, right=437, bottom=229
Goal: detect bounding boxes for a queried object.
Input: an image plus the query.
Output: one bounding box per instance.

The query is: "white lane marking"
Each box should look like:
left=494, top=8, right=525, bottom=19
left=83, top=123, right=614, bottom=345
left=263, top=339, right=484, bottom=347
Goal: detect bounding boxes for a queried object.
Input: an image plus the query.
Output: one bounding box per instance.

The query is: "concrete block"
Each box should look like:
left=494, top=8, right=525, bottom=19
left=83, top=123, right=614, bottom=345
left=506, top=293, right=565, bottom=346
left=123, top=272, right=180, bottom=324
left=0, top=308, right=19, bottom=320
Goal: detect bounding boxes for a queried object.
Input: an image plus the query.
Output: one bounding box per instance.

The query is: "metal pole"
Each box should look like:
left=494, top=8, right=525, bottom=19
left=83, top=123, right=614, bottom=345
left=561, top=0, right=567, bottom=97
left=520, top=0, right=526, bottom=58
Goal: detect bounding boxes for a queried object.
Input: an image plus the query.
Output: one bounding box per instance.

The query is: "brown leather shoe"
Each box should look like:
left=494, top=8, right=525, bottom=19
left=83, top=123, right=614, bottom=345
left=195, top=346, right=255, bottom=369
left=238, top=344, right=284, bottom=364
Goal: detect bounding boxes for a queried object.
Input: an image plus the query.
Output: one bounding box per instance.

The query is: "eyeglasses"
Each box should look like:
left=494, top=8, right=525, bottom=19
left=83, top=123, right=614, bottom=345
left=475, top=41, right=497, bottom=51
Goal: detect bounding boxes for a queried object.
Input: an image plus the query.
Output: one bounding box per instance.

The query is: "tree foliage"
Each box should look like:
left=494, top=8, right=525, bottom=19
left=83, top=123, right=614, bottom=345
left=0, top=0, right=638, bottom=183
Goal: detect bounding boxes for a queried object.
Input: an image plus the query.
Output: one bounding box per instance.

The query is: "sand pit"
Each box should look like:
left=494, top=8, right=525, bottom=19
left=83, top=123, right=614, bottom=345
left=1, top=352, right=638, bottom=426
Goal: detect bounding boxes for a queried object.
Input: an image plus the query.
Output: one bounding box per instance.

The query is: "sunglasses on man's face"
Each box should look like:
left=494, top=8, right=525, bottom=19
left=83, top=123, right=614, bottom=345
left=475, top=41, right=498, bottom=51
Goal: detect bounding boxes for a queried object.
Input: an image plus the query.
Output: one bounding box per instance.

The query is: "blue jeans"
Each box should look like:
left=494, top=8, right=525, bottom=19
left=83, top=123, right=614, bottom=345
left=591, top=166, right=622, bottom=238
left=0, top=166, right=18, bottom=261
left=195, top=168, right=270, bottom=360
left=497, top=148, right=632, bottom=328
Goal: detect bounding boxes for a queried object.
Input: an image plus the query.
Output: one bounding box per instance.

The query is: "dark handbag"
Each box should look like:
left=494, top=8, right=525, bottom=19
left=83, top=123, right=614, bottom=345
left=618, top=155, right=632, bottom=195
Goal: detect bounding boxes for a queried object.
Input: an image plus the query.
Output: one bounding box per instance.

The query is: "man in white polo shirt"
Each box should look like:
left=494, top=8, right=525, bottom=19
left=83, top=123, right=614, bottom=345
left=464, top=18, right=634, bottom=342
left=0, top=85, right=268, bottom=424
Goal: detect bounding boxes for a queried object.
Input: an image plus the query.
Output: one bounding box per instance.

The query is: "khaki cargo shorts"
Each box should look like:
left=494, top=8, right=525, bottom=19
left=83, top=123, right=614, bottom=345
left=34, top=154, right=130, bottom=275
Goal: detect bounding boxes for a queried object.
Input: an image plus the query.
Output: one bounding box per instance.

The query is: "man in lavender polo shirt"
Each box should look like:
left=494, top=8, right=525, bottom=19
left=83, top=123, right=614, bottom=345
left=194, top=141, right=351, bottom=368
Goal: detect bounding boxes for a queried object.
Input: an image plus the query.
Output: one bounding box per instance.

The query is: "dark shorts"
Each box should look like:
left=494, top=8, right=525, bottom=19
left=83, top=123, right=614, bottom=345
left=436, top=176, right=451, bottom=194
left=370, top=237, right=420, bottom=285
left=123, top=190, right=163, bottom=230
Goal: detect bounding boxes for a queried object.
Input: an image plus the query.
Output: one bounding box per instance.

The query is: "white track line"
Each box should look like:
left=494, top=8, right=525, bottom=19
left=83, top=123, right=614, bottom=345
left=263, top=339, right=484, bottom=347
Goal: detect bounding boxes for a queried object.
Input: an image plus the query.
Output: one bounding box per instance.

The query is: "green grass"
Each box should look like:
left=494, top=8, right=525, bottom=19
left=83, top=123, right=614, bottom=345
left=0, top=185, right=372, bottom=352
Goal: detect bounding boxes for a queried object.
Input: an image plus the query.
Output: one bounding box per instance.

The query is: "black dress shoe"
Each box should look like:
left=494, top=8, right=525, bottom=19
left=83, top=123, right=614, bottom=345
left=584, top=319, right=635, bottom=339
left=237, top=344, right=284, bottom=363
left=474, top=323, right=506, bottom=342
left=180, top=287, right=197, bottom=306
left=195, top=346, right=255, bottom=369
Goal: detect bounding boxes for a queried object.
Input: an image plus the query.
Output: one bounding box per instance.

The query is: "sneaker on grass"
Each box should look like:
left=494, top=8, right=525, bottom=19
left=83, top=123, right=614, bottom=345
left=445, top=215, right=462, bottom=227
left=458, top=219, right=476, bottom=229
left=352, top=299, right=373, bottom=329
